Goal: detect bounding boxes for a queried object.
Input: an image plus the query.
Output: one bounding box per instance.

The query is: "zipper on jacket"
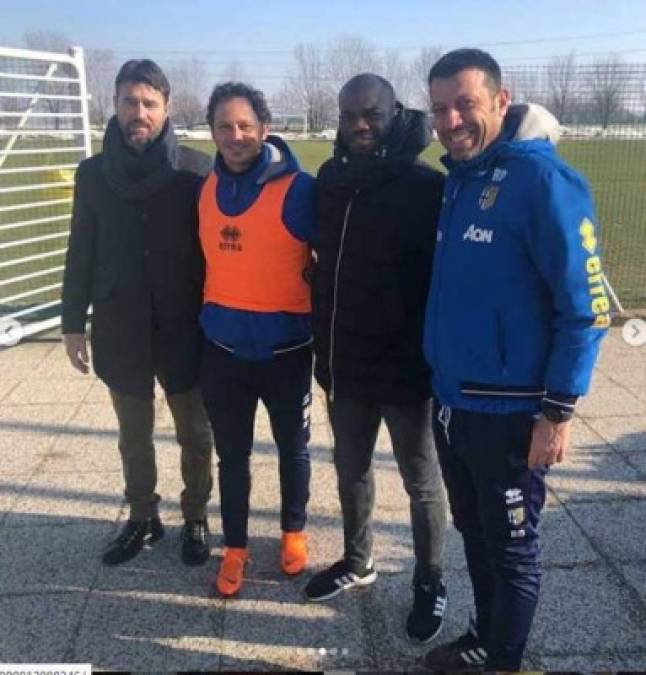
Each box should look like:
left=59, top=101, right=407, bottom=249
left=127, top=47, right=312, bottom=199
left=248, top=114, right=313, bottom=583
left=430, top=181, right=461, bottom=386
left=328, top=191, right=358, bottom=402
left=496, top=310, right=507, bottom=374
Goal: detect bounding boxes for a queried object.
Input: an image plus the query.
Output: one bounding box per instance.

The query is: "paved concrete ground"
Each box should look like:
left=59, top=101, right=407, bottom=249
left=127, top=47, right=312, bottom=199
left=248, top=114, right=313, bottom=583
left=0, top=327, right=645, bottom=671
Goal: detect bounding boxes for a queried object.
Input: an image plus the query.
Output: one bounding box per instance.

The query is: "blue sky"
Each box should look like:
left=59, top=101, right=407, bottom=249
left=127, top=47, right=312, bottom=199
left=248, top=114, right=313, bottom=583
left=2, top=0, right=646, bottom=91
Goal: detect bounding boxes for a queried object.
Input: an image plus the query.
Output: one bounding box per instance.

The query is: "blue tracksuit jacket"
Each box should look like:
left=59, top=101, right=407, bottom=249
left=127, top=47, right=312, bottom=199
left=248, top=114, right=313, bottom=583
left=423, top=133, right=609, bottom=413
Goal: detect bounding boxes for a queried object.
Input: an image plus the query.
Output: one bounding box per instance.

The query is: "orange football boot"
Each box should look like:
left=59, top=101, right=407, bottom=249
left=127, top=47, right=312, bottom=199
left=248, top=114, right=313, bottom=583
left=216, top=547, right=248, bottom=597
left=281, top=531, right=307, bottom=575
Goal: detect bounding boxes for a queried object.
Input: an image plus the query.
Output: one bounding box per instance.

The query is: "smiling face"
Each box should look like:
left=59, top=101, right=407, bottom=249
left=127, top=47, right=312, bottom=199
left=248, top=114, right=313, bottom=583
left=338, top=80, right=396, bottom=154
left=114, top=81, right=168, bottom=152
left=210, top=96, right=269, bottom=174
left=429, top=67, right=509, bottom=161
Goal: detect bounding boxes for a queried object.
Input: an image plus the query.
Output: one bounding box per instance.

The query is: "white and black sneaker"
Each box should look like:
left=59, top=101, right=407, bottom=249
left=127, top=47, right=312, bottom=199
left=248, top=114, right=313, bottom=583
left=406, top=578, right=447, bottom=644
left=423, top=621, right=487, bottom=671
left=304, top=559, right=377, bottom=602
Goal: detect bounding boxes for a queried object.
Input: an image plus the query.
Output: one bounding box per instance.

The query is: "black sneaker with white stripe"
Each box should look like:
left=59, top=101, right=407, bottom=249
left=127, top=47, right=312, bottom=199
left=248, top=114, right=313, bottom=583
left=304, top=559, right=377, bottom=601
left=406, top=578, right=447, bottom=644
left=423, top=623, right=487, bottom=671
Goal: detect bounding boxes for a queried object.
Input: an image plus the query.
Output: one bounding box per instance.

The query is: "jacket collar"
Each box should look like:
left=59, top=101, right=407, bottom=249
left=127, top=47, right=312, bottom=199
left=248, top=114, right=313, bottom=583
left=332, top=103, right=431, bottom=188
left=441, top=103, right=560, bottom=176
left=213, top=134, right=300, bottom=186
left=101, top=115, right=179, bottom=200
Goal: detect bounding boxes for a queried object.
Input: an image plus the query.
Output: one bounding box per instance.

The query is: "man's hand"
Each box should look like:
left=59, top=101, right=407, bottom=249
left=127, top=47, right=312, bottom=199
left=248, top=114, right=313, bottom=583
left=528, top=415, right=572, bottom=469
left=64, top=333, right=90, bottom=374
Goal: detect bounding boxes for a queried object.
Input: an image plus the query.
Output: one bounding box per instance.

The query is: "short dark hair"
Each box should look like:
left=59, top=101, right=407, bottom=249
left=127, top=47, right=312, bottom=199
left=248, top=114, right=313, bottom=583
left=206, top=82, right=271, bottom=128
left=428, top=48, right=502, bottom=92
left=114, top=59, right=170, bottom=101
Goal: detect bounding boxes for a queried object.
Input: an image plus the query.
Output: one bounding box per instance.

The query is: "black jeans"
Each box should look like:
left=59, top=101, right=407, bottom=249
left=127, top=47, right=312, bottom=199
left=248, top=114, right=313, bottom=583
left=327, top=396, right=447, bottom=582
left=199, top=341, right=312, bottom=547
left=432, top=401, right=548, bottom=671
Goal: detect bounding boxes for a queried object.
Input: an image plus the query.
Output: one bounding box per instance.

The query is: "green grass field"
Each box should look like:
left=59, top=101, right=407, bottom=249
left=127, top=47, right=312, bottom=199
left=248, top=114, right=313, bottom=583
left=1, top=137, right=645, bottom=322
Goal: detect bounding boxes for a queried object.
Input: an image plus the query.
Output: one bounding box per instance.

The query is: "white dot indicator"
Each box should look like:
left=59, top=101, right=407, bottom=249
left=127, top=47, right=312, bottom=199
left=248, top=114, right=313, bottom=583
left=0, top=318, right=23, bottom=347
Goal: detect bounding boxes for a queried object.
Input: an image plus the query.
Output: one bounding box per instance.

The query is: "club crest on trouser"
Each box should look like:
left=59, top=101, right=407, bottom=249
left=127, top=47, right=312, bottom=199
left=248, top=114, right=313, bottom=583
left=504, top=487, right=523, bottom=505
left=491, top=167, right=508, bottom=182
left=507, top=506, right=525, bottom=527
left=479, top=184, right=499, bottom=211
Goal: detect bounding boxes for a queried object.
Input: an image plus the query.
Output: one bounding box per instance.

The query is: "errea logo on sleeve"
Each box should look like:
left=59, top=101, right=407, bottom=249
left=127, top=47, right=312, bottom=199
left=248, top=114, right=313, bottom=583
left=579, top=217, right=597, bottom=254
left=463, top=224, right=493, bottom=243
left=579, top=217, right=610, bottom=328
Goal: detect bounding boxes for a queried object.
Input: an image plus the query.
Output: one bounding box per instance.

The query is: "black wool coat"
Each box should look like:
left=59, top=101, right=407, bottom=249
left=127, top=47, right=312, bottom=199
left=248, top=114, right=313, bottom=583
left=312, top=107, right=445, bottom=404
left=62, top=145, right=211, bottom=398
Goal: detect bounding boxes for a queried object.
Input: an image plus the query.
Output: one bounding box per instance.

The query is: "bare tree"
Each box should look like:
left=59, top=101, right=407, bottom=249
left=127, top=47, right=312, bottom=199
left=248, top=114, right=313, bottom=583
left=0, top=54, right=21, bottom=120
left=282, top=43, right=335, bottom=132
left=590, top=55, right=625, bottom=129
left=220, top=60, right=247, bottom=83
left=505, top=66, right=547, bottom=107
left=325, top=35, right=381, bottom=92
left=547, top=52, right=577, bottom=123
left=380, top=50, right=413, bottom=106
left=270, top=86, right=297, bottom=116
left=167, top=57, right=207, bottom=129
left=22, top=29, right=73, bottom=129
left=410, top=46, right=443, bottom=111
left=23, top=28, right=69, bottom=53
left=85, top=48, right=116, bottom=128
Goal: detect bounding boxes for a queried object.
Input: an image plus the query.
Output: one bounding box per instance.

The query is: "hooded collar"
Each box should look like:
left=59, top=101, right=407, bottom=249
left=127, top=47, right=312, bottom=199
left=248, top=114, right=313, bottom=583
left=101, top=115, right=178, bottom=200
left=332, top=102, right=431, bottom=189
left=440, top=103, right=561, bottom=175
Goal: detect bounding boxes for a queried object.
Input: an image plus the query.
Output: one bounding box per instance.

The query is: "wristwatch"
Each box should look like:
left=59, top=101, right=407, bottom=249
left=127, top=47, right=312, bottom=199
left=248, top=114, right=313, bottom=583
left=541, top=403, right=574, bottom=424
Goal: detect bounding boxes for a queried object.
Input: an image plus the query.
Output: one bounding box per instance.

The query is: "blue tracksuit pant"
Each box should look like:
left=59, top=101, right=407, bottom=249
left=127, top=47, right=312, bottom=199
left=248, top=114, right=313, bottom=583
left=432, top=401, right=548, bottom=671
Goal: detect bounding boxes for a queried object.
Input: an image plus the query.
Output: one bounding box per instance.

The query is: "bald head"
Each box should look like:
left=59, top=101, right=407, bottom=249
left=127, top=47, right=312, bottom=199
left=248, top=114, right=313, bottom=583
left=338, top=73, right=397, bottom=154
left=339, top=73, right=395, bottom=106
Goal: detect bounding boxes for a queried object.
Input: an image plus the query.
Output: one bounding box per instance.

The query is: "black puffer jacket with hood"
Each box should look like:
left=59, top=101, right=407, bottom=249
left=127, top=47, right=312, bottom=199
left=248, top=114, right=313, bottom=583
left=312, top=104, right=444, bottom=404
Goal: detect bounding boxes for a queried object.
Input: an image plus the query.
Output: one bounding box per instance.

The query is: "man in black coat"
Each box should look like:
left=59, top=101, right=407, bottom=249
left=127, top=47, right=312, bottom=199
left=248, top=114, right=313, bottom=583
left=304, top=74, right=448, bottom=645
left=62, top=60, right=213, bottom=567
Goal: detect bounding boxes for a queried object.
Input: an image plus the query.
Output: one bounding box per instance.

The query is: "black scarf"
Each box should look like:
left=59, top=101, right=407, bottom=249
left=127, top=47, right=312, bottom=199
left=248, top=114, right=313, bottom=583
left=101, top=116, right=179, bottom=200
left=333, top=103, right=431, bottom=189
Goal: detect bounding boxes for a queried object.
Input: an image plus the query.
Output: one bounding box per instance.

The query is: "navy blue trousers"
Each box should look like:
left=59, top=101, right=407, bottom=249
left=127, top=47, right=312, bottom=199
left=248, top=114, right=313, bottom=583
left=432, top=401, right=548, bottom=671
left=200, top=342, right=312, bottom=547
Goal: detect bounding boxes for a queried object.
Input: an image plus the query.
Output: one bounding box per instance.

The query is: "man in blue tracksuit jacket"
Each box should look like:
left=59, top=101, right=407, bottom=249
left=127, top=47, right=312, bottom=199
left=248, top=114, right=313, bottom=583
left=422, top=49, right=609, bottom=671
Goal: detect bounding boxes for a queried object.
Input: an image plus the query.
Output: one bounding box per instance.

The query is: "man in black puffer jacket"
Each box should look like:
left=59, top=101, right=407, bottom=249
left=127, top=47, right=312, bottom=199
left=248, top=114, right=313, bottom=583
left=304, top=74, right=448, bottom=646
left=62, top=60, right=213, bottom=569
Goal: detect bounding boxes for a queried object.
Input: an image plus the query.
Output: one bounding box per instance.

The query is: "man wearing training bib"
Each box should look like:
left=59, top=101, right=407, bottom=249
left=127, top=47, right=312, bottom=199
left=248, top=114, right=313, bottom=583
left=198, top=82, right=316, bottom=598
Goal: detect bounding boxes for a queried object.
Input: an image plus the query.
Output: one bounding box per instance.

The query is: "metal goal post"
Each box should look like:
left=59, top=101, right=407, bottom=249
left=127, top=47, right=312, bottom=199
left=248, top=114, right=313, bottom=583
left=0, top=45, right=91, bottom=345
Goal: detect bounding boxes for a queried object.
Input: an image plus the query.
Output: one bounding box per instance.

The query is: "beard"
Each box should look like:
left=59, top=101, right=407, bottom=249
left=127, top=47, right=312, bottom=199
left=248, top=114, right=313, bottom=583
left=121, top=121, right=164, bottom=153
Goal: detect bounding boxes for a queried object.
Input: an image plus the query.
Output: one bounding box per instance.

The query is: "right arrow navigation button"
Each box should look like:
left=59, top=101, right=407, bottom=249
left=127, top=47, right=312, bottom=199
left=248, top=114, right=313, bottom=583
left=622, top=318, right=646, bottom=347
